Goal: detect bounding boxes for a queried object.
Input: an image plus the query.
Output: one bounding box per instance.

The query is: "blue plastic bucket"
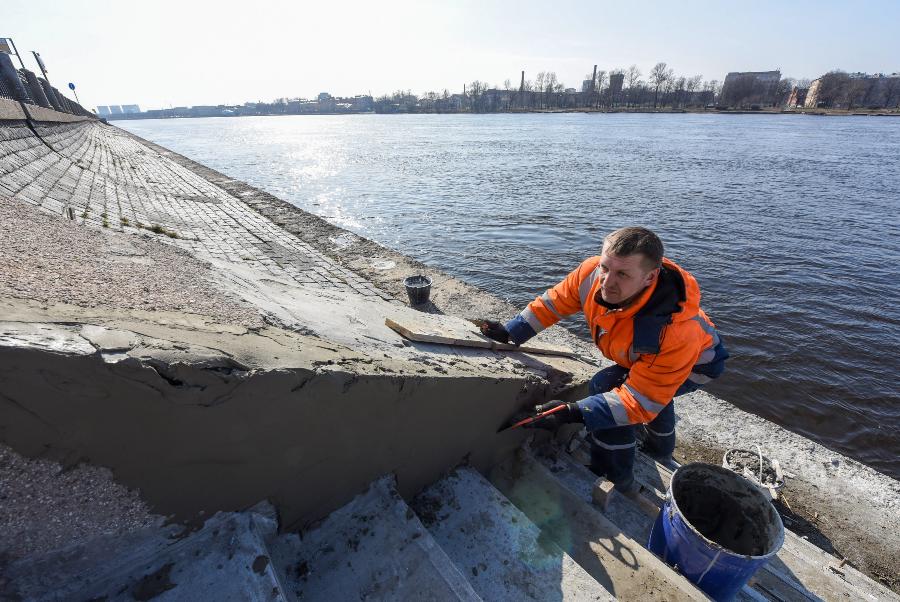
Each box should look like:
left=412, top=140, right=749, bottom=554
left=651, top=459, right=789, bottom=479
left=647, top=463, right=784, bottom=601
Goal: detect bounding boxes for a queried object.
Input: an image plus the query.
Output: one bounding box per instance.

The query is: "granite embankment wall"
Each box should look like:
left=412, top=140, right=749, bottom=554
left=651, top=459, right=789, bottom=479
left=0, top=105, right=595, bottom=532
left=1, top=106, right=898, bottom=588
left=0, top=96, right=93, bottom=123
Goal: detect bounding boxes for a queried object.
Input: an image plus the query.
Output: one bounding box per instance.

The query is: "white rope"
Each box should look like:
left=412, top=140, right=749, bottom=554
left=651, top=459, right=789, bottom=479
left=755, top=444, right=764, bottom=485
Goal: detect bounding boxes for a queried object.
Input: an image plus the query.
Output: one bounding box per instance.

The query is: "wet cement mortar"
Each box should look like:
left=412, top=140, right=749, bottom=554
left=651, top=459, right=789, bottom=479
left=673, top=465, right=778, bottom=557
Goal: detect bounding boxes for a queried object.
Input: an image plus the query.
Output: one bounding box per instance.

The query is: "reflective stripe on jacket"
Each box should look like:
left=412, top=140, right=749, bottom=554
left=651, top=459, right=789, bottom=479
left=505, top=257, right=725, bottom=431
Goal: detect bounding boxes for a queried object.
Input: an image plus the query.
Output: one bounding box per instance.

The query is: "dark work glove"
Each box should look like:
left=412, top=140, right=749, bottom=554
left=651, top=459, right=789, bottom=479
left=480, top=319, right=511, bottom=344
left=523, top=400, right=583, bottom=431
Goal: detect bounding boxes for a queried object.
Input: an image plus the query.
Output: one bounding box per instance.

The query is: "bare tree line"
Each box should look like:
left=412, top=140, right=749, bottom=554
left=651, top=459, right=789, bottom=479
left=370, top=62, right=898, bottom=113
left=811, top=71, right=900, bottom=110
left=373, top=63, right=724, bottom=113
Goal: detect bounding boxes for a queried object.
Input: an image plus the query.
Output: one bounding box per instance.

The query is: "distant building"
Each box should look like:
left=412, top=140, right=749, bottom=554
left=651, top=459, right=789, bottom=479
left=608, top=73, right=624, bottom=96
left=317, top=92, right=332, bottom=102
left=122, top=104, right=140, bottom=114
left=720, top=70, right=781, bottom=107
left=480, top=89, right=511, bottom=111
left=96, top=106, right=111, bottom=116
left=786, top=86, right=808, bottom=108
left=338, top=95, right=373, bottom=112
left=109, top=105, right=123, bottom=115
left=188, top=105, right=228, bottom=117
left=722, top=70, right=780, bottom=86
left=805, top=72, right=900, bottom=109
left=581, top=79, right=594, bottom=94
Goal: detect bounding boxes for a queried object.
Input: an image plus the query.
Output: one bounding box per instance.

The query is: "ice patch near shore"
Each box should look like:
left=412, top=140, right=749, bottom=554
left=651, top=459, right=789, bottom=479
left=372, top=259, right=397, bottom=270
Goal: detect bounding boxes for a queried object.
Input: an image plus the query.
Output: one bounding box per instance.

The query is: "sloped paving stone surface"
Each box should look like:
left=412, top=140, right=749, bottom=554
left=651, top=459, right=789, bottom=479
left=0, top=195, right=263, bottom=324
left=0, top=121, right=392, bottom=301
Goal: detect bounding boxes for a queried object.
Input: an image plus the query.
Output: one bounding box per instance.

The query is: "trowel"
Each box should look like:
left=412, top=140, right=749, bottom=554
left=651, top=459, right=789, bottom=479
left=496, top=403, right=568, bottom=434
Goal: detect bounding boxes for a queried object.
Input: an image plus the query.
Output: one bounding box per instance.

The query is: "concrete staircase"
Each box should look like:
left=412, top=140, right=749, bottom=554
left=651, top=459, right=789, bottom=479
left=5, top=445, right=897, bottom=601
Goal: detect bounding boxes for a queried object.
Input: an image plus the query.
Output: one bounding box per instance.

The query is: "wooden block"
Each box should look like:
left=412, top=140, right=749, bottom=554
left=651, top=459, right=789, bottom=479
left=384, top=313, right=575, bottom=357
left=591, top=479, right=615, bottom=511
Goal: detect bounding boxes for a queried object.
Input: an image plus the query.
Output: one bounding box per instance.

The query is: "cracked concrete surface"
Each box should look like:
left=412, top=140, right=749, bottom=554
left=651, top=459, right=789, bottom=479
left=0, top=294, right=588, bottom=533
left=0, top=121, right=597, bottom=558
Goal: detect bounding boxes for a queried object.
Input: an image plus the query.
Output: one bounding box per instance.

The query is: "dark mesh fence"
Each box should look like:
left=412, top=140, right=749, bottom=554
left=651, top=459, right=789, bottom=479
left=22, top=69, right=51, bottom=108
left=0, top=52, right=29, bottom=102
left=15, top=71, right=34, bottom=104
left=0, top=54, right=93, bottom=117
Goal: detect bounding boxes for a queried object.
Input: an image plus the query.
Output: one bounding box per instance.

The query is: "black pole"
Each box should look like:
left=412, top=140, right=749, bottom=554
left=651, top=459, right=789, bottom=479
left=31, top=51, right=51, bottom=84
left=7, top=38, right=26, bottom=70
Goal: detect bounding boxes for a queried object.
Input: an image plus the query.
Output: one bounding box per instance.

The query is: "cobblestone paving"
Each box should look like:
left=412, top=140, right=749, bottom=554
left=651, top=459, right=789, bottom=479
left=0, top=121, right=392, bottom=300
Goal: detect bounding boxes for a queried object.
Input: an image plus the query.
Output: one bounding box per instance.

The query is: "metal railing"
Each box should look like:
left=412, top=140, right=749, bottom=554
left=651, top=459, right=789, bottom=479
left=0, top=52, right=93, bottom=117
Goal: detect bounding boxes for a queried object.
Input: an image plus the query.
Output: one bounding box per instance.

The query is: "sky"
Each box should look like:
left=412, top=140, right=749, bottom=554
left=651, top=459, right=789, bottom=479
left=4, top=0, right=899, bottom=111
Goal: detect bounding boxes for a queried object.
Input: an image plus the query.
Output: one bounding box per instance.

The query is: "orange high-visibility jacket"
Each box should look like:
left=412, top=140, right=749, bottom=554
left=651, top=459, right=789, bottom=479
left=509, top=257, right=722, bottom=431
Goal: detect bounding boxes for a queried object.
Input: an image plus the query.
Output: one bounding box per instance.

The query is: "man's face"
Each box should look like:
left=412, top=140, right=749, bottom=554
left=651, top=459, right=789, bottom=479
left=598, top=248, right=659, bottom=305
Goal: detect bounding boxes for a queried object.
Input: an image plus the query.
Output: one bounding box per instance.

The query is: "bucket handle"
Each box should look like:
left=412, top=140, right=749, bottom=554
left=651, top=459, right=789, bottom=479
left=755, top=444, right=764, bottom=485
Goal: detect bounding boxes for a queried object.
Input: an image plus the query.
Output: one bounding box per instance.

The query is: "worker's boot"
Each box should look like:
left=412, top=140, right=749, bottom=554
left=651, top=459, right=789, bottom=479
left=654, top=454, right=678, bottom=471
left=638, top=439, right=678, bottom=469
left=612, top=475, right=638, bottom=496
left=641, top=402, right=677, bottom=467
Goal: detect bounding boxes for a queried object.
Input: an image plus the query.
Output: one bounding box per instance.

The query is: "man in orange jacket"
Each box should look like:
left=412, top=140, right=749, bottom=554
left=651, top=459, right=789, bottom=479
left=482, top=227, right=728, bottom=493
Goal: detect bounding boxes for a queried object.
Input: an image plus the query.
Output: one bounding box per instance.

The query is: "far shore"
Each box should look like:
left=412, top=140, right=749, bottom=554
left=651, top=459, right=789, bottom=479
left=106, top=106, right=900, bottom=121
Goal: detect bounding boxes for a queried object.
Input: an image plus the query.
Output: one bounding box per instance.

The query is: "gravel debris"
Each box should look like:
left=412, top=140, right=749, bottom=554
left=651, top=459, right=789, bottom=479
left=0, top=196, right=263, bottom=328
left=0, top=444, right=160, bottom=561
left=725, top=449, right=779, bottom=485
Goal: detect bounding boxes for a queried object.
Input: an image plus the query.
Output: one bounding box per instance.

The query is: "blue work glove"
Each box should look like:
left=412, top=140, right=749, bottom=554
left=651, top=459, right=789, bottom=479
left=523, top=400, right=584, bottom=431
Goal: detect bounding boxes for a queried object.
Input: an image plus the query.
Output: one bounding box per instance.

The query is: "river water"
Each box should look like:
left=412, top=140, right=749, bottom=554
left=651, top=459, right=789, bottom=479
left=119, top=114, right=900, bottom=479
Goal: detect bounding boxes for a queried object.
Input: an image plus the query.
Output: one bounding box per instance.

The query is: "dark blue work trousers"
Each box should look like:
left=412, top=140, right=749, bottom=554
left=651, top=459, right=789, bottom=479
left=587, top=365, right=697, bottom=486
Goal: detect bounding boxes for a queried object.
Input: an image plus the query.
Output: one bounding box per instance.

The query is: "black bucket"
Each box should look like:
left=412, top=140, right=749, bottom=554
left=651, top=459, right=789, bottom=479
left=403, top=275, right=432, bottom=305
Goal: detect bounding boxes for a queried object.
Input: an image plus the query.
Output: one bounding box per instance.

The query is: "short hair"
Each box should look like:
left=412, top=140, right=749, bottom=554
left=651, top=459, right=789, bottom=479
left=602, top=227, right=664, bottom=270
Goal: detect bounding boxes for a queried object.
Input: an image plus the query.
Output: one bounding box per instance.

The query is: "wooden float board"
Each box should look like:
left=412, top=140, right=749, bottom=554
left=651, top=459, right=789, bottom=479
left=384, top=314, right=575, bottom=357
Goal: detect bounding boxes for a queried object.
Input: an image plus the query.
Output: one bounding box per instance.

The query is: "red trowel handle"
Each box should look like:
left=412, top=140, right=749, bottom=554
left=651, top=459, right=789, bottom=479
left=499, top=403, right=567, bottom=433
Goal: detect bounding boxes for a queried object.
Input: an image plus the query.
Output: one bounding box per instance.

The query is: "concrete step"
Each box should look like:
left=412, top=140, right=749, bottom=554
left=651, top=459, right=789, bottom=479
left=265, top=475, right=481, bottom=601
left=487, top=447, right=709, bottom=600
left=2, top=505, right=290, bottom=601
left=412, top=465, right=615, bottom=601
left=533, top=447, right=771, bottom=602
left=632, top=451, right=900, bottom=602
